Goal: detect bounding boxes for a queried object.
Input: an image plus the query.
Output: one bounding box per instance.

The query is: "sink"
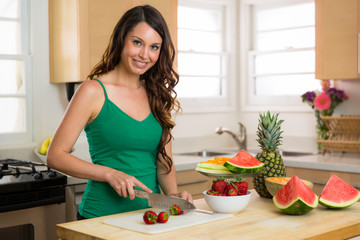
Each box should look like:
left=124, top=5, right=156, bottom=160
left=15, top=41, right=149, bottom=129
left=279, top=150, right=319, bottom=157
left=174, top=149, right=318, bottom=158
left=174, top=150, right=232, bottom=158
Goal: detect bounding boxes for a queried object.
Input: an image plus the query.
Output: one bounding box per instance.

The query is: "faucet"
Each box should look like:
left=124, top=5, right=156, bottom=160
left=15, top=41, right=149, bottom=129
left=215, top=123, right=247, bottom=151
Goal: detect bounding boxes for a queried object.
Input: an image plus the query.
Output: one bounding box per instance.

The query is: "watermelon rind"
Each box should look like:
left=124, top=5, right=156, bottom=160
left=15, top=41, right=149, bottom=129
left=223, top=161, right=264, bottom=174
left=319, top=194, right=360, bottom=209
left=274, top=196, right=318, bottom=215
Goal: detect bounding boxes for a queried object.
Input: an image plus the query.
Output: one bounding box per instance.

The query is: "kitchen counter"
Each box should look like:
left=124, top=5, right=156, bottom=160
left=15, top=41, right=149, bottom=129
left=172, top=149, right=360, bottom=173
left=56, top=190, right=360, bottom=240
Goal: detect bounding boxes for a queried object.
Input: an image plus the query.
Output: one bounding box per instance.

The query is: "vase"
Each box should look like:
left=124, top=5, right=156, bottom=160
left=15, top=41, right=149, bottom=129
left=315, top=109, right=331, bottom=150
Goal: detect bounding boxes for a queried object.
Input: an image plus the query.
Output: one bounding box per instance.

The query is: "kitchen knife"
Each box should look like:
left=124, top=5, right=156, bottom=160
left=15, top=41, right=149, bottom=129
left=134, top=189, right=213, bottom=214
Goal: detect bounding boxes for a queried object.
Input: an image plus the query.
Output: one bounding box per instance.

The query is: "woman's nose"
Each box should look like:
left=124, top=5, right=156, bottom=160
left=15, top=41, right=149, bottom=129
left=139, top=47, right=149, bottom=59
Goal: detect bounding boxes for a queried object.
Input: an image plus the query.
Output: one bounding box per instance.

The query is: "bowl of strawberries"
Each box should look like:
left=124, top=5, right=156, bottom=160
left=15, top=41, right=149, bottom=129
left=203, top=178, right=251, bottom=213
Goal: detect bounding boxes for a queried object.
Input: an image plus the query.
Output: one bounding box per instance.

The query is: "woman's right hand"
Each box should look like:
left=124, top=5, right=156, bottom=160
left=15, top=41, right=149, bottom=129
left=106, top=169, right=152, bottom=200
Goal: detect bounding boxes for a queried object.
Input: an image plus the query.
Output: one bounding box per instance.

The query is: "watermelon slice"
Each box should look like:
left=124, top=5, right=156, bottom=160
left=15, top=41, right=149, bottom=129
left=319, top=174, right=360, bottom=209
left=273, top=175, right=318, bottom=215
left=223, top=150, right=264, bottom=174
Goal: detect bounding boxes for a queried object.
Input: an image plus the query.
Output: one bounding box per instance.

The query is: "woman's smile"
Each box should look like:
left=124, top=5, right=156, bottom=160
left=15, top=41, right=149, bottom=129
left=133, top=59, right=148, bottom=68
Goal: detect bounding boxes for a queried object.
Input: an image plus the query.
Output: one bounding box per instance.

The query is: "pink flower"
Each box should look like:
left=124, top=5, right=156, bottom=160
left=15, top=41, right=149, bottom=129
left=314, top=92, right=331, bottom=110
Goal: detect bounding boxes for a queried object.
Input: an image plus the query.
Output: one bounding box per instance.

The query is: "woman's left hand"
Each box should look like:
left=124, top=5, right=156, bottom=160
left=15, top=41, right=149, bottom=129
left=170, top=190, right=193, bottom=204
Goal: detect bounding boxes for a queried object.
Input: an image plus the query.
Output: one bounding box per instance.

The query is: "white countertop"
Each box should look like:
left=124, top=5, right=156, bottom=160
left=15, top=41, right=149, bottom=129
left=172, top=149, right=360, bottom=174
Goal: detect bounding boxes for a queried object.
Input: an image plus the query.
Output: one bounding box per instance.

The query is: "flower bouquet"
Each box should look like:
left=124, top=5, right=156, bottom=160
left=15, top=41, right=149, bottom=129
left=301, top=80, right=348, bottom=150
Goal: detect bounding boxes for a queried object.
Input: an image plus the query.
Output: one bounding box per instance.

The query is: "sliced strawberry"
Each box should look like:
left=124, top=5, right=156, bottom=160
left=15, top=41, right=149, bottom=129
left=143, top=211, right=158, bottom=224
left=170, top=204, right=183, bottom=215
left=157, top=211, right=170, bottom=223
left=226, top=188, right=238, bottom=196
left=211, top=177, right=227, bottom=193
left=207, top=190, right=220, bottom=196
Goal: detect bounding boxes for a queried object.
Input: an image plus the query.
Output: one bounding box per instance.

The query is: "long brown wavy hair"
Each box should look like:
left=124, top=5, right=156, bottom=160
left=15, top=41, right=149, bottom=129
left=88, top=5, right=181, bottom=174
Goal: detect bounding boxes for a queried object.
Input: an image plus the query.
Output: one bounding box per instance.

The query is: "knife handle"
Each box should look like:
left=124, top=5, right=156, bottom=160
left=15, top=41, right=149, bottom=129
left=134, top=189, right=149, bottom=199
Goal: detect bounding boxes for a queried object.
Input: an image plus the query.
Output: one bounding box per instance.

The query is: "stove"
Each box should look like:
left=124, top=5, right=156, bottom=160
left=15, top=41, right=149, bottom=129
left=0, top=159, right=67, bottom=213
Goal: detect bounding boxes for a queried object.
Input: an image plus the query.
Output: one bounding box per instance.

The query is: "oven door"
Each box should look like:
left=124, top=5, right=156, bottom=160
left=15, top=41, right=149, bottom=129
left=0, top=203, right=65, bottom=240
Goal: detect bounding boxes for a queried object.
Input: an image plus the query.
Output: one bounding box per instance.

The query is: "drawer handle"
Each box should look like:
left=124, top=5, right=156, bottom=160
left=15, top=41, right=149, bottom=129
left=177, top=179, right=208, bottom=186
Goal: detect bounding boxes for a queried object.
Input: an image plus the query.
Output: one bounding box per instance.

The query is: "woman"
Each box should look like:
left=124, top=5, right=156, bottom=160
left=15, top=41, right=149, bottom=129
left=47, top=5, right=192, bottom=219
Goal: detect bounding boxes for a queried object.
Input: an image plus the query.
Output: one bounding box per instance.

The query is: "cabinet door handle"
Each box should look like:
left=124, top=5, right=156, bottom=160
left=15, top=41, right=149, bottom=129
left=358, top=33, right=360, bottom=74
left=177, top=179, right=208, bottom=186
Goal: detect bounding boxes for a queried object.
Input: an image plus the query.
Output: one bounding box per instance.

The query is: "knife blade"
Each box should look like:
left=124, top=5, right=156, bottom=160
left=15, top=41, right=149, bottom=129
left=134, top=189, right=213, bottom=214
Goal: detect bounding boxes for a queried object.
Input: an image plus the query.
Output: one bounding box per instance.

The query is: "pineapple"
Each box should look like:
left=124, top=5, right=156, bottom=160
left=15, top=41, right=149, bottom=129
left=253, top=111, right=286, bottom=198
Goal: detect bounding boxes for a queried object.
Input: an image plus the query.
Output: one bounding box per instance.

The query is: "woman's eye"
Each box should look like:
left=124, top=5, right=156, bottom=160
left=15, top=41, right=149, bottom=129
left=151, top=45, right=160, bottom=50
left=133, top=40, right=141, bottom=46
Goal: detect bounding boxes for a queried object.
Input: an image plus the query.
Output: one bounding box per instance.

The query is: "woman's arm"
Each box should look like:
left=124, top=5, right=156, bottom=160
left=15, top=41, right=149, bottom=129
left=47, top=81, right=152, bottom=199
left=156, top=138, right=193, bottom=203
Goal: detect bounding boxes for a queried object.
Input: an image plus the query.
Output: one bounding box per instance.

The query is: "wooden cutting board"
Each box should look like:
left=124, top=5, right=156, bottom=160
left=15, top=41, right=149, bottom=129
left=103, top=210, right=233, bottom=234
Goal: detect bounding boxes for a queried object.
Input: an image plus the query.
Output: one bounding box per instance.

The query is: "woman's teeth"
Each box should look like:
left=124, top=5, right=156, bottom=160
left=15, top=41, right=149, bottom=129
left=135, top=60, right=146, bottom=66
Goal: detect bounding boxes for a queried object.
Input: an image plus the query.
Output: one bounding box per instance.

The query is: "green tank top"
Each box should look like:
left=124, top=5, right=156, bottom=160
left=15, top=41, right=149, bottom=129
left=78, top=78, right=162, bottom=218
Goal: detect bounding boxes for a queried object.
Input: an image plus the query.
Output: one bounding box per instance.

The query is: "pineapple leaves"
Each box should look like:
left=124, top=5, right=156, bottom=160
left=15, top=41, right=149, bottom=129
left=256, top=111, right=284, bottom=151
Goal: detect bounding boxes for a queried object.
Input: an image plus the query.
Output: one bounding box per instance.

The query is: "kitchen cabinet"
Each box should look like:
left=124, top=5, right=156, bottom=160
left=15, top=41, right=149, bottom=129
left=315, top=0, right=360, bottom=80
left=49, top=0, right=178, bottom=83
left=286, top=167, right=360, bottom=196
left=66, top=183, right=87, bottom=222
left=176, top=170, right=212, bottom=199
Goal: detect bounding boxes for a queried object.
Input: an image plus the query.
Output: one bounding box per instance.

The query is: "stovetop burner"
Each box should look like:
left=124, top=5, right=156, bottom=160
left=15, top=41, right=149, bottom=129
left=0, top=159, right=57, bottom=180
left=0, top=159, right=67, bottom=212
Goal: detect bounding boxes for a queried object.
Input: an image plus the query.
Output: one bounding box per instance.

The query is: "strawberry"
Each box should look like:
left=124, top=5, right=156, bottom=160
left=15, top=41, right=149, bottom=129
left=157, top=211, right=170, bottom=223
left=226, top=188, right=238, bottom=196
left=231, top=178, right=248, bottom=195
left=143, top=211, right=158, bottom=224
left=170, top=204, right=183, bottom=215
left=211, top=177, right=227, bottom=193
left=237, top=181, right=248, bottom=195
left=207, top=190, right=220, bottom=196
left=223, top=182, right=238, bottom=196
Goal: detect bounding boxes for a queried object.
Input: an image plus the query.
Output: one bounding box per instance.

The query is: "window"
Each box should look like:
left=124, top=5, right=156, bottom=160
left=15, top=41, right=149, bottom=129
left=177, top=0, right=236, bottom=112
left=241, top=0, right=318, bottom=111
left=0, top=0, right=32, bottom=144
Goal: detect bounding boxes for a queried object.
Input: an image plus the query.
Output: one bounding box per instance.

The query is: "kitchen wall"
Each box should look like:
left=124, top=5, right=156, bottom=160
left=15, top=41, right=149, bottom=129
left=2, top=1, right=360, bottom=159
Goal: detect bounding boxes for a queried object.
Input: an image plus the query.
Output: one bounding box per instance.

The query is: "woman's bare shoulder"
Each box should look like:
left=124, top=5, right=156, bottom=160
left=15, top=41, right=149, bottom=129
left=65, top=80, right=105, bottom=123
left=75, top=80, right=104, bottom=99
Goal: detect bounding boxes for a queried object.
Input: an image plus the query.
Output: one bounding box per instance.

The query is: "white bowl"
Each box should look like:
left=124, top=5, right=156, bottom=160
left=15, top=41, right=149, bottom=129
left=203, top=190, right=252, bottom=213
left=34, top=148, right=47, bottom=163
